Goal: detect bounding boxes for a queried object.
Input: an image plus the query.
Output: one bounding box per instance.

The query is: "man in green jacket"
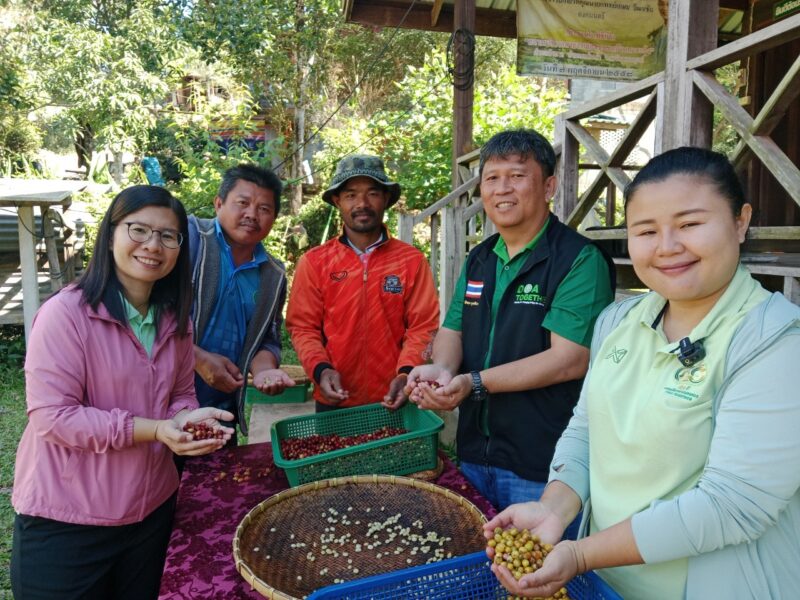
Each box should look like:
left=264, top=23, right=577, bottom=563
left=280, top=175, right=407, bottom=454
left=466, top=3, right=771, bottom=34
left=406, top=129, right=614, bottom=520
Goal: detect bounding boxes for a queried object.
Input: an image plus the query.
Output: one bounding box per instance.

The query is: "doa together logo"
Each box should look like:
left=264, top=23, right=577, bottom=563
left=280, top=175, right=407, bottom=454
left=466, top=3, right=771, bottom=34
left=515, top=283, right=547, bottom=305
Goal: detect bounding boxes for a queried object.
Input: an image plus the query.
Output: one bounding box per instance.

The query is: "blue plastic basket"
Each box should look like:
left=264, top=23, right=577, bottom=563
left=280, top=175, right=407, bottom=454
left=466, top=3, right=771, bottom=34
left=308, top=551, right=621, bottom=600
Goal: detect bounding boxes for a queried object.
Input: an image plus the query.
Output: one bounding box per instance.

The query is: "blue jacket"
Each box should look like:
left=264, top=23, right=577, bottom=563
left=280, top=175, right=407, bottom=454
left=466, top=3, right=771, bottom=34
left=188, top=216, right=286, bottom=433
left=551, top=289, right=800, bottom=599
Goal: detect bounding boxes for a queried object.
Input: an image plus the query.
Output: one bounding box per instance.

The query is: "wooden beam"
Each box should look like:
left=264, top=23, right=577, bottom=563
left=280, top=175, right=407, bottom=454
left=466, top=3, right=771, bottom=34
left=563, top=73, right=662, bottom=120
left=457, top=147, right=481, bottom=167
left=565, top=122, right=632, bottom=191
left=397, top=213, right=414, bottom=243
left=607, top=91, right=658, bottom=169
left=429, top=213, right=439, bottom=288
left=431, top=0, right=444, bottom=27
left=567, top=171, right=611, bottom=229
left=663, top=0, right=718, bottom=149
left=693, top=70, right=800, bottom=207
left=747, top=226, right=800, bottom=240
left=414, top=175, right=479, bottom=222
left=732, top=52, right=800, bottom=171
left=654, top=80, right=666, bottom=154
left=784, top=276, right=800, bottom=305
left=452, top=0, right=475, bottom=190
left=463, top=198, right=484, bottom=220
left=562, top=93, right=656, bottom=229
left=346, top=1, right=516, bottom=38
left=18, top=205, right=39, bottom=343
left=750, top=53, right=800, bottom=136
left=582, top=226, right=800, bottom=241
left=687, top=13, right=800, bottom=72
left=439, top=204, right=464, bottom=320
left=555, top=115, right=579, bottom=222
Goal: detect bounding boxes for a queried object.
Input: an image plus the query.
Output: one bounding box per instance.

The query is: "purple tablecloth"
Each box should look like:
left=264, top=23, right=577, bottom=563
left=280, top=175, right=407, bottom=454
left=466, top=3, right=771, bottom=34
left=159, top=443, right=496, bottom=599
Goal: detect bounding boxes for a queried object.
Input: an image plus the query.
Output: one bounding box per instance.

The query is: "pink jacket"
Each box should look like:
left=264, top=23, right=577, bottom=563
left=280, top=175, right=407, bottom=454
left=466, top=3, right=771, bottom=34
left=12, top=287, right=198, bottom=526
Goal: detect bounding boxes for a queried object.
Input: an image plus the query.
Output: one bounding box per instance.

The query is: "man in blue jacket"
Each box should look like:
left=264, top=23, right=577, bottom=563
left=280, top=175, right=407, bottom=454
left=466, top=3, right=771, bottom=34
left=189, top=163, right=294, bottom=439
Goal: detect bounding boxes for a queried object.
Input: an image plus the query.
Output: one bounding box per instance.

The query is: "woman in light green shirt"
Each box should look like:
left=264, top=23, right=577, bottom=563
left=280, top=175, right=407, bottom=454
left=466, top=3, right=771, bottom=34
left=483, top=147, right=800, bottom=599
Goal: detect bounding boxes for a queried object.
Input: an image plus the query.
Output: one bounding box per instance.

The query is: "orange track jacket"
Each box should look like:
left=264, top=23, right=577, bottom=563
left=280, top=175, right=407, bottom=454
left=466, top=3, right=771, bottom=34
left=287, top=234, right=439, bottom=407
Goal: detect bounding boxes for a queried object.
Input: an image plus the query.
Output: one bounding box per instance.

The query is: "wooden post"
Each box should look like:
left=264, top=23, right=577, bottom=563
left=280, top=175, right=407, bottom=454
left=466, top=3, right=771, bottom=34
left=18, top=205, right=40, bottom=343
left=654, top=80, right=666, bottom=154
left=605, top=184, right=616, bottom=226
left=452, top=0, right=475, bottom=190
left=556, top=115, right=579, bottom=222
left=397, top=213, right=414, bottom=244
left=439, top=205, right=464, bottom=322
left=662, top=0, right=719, bottom=149
left=42, top=207, right=63, bottom=292
left=430, top=213, right=440, bottom=289
left=785, top=276, right=800, bottom=305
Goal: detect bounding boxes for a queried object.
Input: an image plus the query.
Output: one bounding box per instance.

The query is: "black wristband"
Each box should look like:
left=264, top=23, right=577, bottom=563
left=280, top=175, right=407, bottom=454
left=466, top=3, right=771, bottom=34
left=313, top=362, right=334, bottom=384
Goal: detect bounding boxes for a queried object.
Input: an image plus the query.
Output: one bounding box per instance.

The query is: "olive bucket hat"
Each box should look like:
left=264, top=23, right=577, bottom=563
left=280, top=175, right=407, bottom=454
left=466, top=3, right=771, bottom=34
left=321, top=154, right=401, bottom=207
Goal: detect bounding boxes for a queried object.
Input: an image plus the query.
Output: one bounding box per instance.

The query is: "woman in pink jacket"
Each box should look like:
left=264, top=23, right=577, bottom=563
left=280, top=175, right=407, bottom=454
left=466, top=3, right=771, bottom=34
left=11, top=185, right=234, bottom=600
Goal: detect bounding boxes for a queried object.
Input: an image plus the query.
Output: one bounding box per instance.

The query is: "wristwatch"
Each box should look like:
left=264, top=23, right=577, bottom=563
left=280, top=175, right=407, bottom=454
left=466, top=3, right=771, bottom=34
left=469, top=371, right=489, bottom=402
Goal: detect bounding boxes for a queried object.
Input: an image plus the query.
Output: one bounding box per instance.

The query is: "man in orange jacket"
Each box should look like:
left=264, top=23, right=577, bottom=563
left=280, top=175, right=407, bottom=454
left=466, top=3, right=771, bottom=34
left=286, top=155, right=439, bottom=412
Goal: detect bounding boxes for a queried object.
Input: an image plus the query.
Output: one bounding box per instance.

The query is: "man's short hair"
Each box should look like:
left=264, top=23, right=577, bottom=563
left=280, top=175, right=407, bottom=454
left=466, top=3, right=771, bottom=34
left=218, top=163, right=284, bottom=215
left=479, top=129, right=556, bottom=179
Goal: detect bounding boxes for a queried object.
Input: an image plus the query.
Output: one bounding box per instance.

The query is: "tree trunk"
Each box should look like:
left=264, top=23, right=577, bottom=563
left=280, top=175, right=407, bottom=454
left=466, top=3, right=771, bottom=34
left=111, top=151, right=124, bottom=186
left=74, top=123, right=94, bottom=172
left=289, top=0, right=307, bottom=216
left=291, top=105, right=306, bottom=215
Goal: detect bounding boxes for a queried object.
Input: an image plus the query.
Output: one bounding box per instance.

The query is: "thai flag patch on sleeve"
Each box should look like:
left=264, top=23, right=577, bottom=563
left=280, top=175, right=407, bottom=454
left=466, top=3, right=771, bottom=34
left=465, top=280, right=484, bottom=299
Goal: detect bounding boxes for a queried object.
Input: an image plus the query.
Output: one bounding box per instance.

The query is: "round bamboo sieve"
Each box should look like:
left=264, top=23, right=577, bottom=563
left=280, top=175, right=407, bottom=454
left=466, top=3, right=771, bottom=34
left=233, top=475, right=489, bottom=600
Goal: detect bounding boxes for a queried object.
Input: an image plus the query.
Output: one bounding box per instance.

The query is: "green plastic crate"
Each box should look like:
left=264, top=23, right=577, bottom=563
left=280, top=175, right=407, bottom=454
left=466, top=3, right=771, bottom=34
left=271, top=403, right=443, bottom=487
left=246, top=382, right=310, bottom=404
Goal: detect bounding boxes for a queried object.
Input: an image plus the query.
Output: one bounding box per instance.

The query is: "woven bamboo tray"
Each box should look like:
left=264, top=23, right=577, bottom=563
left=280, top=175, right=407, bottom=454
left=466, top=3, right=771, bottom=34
left=233, top=475, right=489, bottom=600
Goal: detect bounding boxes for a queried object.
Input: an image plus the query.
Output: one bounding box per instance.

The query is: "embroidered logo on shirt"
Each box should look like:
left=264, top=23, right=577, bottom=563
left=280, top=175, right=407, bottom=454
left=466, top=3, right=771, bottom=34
left=383, top=275, right=403, bottom=294
left=514, top=283, right=546, bottom=306
left=606, top=346, right=628, bottom=364
left=664, top=363, right=707, bottom=401
left=674, top=363, right=707, bottom=385
left=330, top=271, right=348, bottom=282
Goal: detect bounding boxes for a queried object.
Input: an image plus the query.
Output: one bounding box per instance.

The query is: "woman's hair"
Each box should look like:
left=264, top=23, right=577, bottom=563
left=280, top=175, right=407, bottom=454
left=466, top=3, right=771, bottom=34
left=624, top=146, right=747, bottom=216
left=76, top=185, right=192, bottom=336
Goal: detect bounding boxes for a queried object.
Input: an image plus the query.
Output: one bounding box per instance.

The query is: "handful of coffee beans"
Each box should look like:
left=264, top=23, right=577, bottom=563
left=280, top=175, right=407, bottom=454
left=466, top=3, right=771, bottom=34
left=487, top=527, right=571, bottom=600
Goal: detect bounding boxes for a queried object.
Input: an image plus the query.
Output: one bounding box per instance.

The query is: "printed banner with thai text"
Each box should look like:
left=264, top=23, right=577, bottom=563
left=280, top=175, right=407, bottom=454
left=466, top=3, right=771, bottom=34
left=517, top=0, right=668, bottom=81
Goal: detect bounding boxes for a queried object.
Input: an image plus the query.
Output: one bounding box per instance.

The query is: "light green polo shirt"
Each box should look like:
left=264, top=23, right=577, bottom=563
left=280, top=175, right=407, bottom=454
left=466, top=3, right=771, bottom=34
left=585, top=267, right=769, bottom=600
left=121, top=295, right=156, bottom=357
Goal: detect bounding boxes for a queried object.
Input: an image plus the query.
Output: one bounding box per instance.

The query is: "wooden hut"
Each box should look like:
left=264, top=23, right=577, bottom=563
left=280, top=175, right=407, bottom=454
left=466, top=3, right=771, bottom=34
left=343, top=0, right=800, bottom=308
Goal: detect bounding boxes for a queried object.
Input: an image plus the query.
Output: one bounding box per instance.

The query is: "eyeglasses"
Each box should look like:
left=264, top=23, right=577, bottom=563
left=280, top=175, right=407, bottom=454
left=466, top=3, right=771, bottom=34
left=124, top=222, right=183, bottom=249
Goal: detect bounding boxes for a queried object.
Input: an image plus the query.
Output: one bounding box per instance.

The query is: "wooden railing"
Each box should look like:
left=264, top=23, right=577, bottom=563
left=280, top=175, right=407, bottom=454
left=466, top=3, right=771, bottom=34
left=553, top=11, right=800, bottom=302
left=398, top=12, right=800, bottom=306
left=555, top=12, right=800, bottom=234
left=397, top=149, right=492, bottom=319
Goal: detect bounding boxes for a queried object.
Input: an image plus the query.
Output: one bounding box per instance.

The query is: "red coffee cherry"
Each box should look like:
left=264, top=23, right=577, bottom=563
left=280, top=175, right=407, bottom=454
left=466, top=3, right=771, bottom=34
left=183, top=421, right=224, bottom=440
